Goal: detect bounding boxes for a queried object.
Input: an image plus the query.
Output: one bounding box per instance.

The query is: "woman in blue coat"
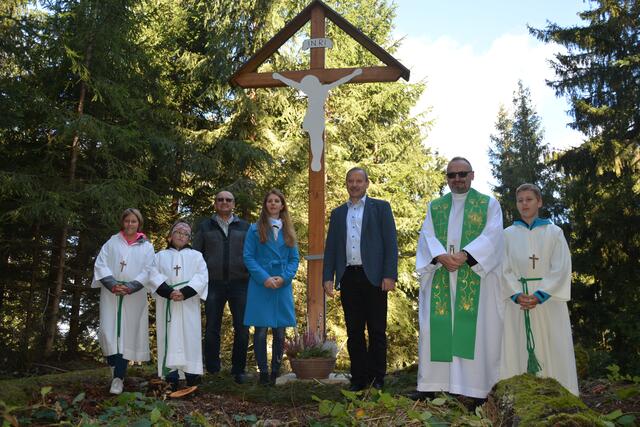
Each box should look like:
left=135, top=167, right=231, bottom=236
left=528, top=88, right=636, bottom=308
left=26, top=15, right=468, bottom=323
left=244, top=189, right=299, bottom=385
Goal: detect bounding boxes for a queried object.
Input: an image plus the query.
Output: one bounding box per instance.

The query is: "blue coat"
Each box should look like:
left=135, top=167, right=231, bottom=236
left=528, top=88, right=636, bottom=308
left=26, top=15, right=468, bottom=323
left=323, top=197, right=398, bottom=287
left=243, top=223, right=299, bottom=327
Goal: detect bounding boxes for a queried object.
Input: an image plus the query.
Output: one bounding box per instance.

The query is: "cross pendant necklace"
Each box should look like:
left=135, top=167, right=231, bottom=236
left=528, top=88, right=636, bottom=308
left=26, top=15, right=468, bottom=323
left=173, top=264, right=181, bottom=277
left=120, top=260, right=127, bottom=272
left=529, top=254, right=539, bottom=269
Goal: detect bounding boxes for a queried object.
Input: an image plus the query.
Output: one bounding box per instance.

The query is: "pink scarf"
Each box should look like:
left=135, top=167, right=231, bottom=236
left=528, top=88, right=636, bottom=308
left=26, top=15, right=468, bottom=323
left=120, top=231, right=146, bottom=245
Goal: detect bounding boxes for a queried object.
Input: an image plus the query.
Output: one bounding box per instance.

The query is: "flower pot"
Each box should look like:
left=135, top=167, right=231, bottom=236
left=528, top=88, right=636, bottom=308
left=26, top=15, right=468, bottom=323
left=289, top=357, right=336, bottom=379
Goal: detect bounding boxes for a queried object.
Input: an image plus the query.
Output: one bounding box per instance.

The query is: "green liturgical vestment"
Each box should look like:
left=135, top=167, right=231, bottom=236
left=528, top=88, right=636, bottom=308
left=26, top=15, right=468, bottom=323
left=429, top=188, right=489, bottom=361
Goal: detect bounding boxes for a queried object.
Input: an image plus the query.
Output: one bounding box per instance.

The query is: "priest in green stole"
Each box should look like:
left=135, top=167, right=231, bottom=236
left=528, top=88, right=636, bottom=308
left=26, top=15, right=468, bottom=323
left=413, top=157, right=505, bottom=399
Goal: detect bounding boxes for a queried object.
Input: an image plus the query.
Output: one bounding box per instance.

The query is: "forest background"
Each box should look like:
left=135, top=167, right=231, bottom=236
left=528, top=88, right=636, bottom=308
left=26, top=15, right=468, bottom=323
left=0, top=0, right=638, bottom=379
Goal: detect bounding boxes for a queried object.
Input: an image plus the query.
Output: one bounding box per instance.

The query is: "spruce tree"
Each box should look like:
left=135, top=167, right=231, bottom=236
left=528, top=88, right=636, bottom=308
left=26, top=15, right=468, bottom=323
left=531, top=0, right=640, bottom=373
left=488, top=81, right=559, bottom=225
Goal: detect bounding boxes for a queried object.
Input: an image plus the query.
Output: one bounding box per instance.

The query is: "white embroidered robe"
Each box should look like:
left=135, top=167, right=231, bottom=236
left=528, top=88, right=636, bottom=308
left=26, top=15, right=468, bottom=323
left=415, top=192, right=505, bottom=398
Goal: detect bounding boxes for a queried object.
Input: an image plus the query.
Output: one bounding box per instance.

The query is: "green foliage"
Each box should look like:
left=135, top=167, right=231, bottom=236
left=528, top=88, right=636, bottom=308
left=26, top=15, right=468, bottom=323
left=311, top=389, right=491, bottom=426
left=530, top=0, right=640, bottom=374
left=0, top=386, right=177, bottom=426
left=488, top=81, right=561, bottom=224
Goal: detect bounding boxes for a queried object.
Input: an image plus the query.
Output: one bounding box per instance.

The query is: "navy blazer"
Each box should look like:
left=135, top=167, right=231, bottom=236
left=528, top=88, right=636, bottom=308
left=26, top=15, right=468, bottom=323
left=323, top=196, right=398, bottom=287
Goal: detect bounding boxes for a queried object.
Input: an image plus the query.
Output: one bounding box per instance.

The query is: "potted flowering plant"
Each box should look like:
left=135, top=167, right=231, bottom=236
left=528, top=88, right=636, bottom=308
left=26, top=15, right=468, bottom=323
left=284, top=330, right=338, bottom=379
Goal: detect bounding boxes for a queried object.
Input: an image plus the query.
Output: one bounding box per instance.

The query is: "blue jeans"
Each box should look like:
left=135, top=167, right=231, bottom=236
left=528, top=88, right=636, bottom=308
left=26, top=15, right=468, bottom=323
left=253, top=327, right=285, bottom=375
left=204, top=281, right=249, bottom=375
left=106, top=353, right=128, bottom=379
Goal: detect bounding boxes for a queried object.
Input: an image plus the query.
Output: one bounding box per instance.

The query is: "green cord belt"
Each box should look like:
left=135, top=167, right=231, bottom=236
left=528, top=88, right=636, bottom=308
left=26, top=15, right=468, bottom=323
left=518, top=277, right=542, bottom=374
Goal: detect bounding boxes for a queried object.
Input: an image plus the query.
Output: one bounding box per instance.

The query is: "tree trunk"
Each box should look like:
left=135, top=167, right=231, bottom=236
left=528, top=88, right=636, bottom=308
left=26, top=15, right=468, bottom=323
left=65, top=230, right=89, bottom=355
left=41, top=39, right=93, bottom=358
left=20, top=223, right=41, bottom=367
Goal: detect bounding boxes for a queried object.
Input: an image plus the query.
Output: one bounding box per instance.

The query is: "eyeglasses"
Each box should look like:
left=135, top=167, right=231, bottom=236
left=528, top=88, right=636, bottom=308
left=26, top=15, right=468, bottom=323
left=446, top=171, right=473, bottom=179
left=173, top=230, right=191, bottom=238
left=216, top=197, right=234, bottom=203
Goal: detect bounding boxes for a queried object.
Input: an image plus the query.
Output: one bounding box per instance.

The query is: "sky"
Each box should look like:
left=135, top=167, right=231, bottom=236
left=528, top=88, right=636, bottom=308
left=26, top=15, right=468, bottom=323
left=390, top=0, right=590, bottom=193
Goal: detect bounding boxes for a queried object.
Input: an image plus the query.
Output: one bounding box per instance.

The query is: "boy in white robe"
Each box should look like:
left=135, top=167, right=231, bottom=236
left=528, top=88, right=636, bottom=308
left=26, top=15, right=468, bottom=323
left=92, top=208, right=154, bottom=394
left=148, top=221, right=208, bottom=391
left=500, top=183, right=579, bottom=396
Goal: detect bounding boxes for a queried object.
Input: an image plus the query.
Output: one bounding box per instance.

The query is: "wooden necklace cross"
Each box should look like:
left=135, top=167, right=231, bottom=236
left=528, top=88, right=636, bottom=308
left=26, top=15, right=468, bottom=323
left=529, top=254, right=539, bottom=270
left=173, top=264, right=182, bottom=277
left=119, top=260, right=127, bottom=272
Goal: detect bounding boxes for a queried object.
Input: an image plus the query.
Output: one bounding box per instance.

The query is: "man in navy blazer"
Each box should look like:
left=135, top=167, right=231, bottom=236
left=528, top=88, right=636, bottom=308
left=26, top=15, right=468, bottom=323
left=323, top=167, right=398, bottom=391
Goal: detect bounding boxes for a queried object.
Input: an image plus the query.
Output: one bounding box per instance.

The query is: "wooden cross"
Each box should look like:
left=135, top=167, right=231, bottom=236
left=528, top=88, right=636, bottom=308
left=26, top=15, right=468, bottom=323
left=119, top=260, right=127, bottom=272
left=230, top=0, right=409, bottom=336
left=173, top=264, right=181, bottom=277
left=529, top=254, right=539, bottom=270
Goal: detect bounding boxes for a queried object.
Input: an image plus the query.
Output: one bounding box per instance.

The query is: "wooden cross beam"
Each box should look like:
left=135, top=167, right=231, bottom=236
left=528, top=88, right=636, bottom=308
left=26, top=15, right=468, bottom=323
left=229, top=0, right=409, bottom=337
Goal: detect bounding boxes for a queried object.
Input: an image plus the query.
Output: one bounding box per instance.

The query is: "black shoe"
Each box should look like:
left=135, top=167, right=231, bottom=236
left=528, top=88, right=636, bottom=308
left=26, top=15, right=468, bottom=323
left=347, top=383, right=366, bottom=392
left=259, top=372, right=270, bottom=385
left=186, top=375, right=201, bottom=387
left=233, top=373, right=246, bottom=384
left=408, top=391, right=435, bottom=401
left=371, top=380, right=384, bottom=390
left=166, top=378, right=179, bottom=392
left=270, top=372, right=279, bottom=385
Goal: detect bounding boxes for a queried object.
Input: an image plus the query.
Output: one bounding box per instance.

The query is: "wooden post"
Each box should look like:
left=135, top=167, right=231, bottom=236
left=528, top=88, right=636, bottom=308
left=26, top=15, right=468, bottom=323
left=306, top=4, right=326, bottom=337
left=229, top=0, right=410, bottom=338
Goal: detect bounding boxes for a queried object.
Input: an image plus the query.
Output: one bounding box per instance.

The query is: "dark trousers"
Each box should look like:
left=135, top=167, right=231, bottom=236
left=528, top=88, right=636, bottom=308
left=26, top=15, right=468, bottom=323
left=204, top=281, right=249, bottom=375
left=253, top=327, right=285, bottom=375
left=340, top=266, right=388, bottom=387
left=106, top=353, right=128, bottom=379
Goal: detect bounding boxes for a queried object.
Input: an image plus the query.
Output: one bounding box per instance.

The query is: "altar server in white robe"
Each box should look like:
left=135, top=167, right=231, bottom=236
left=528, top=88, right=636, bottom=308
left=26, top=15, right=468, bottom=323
left=92, top=208, right=155, bottom=395
left=148, top=220, right=208, bottom=390
left=414, top=157, right=505, bottom=401
left=500, top=183, right=579, bottom=395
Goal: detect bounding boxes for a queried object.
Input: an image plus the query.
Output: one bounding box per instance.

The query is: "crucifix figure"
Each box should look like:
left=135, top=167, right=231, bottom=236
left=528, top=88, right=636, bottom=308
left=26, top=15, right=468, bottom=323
left=229, top=0, right=409, bottom=336
left=119, top=260, right=127, bottom=272
left=173, top=264, right=181, bottom=277
left=273, top=68, right=362, bottom=171
left=529, top=254, right=539, bottom=269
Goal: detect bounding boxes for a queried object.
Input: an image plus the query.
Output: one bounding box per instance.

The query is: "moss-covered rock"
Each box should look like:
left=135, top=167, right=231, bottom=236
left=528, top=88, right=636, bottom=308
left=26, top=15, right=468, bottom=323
left=486, top=374, right=606, bottom=426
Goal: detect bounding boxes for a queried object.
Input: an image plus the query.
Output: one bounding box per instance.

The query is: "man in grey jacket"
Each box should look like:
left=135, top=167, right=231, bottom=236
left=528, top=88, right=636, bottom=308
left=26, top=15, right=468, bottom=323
left=193, top=191, right=250, bottom=383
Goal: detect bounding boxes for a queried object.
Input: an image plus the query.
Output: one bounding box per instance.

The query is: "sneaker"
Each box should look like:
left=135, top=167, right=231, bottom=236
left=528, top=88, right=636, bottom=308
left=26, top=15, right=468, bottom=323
left=109, top=377, right=124, bottom=395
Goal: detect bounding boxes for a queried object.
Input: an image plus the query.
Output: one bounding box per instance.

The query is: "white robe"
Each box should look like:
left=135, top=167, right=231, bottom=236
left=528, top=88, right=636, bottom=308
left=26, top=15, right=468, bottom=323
left=148, top=247, right=208, bottom=377
left=416, top=192, right=505, bottom=398
left=92, top=233, right=154, bottom=361
left=500, top=222, right=579, bottom=395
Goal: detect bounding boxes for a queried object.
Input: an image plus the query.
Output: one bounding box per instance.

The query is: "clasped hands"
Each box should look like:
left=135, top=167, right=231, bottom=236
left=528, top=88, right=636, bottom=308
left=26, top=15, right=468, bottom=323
left=516, top=293, right=540, bottom=311
left=264, top=276, right=284, bottom=289
left=111, top=284, right=131, bottom=296
left=436, top=251, right=468, bottom=272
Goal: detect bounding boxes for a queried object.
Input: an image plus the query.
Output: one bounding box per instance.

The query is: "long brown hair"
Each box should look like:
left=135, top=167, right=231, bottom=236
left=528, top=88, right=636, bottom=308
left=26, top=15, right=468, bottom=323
left=257, top=189, right=296, bottom=247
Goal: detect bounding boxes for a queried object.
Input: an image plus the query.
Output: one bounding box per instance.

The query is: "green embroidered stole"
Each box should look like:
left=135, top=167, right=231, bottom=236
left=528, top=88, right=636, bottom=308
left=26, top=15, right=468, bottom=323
left=430, top=188, right=489, bottom=361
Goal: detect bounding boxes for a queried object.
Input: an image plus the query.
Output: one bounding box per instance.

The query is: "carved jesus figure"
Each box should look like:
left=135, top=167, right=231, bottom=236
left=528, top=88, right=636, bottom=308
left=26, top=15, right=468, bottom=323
left=273, top=68, right=362, bottom=171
